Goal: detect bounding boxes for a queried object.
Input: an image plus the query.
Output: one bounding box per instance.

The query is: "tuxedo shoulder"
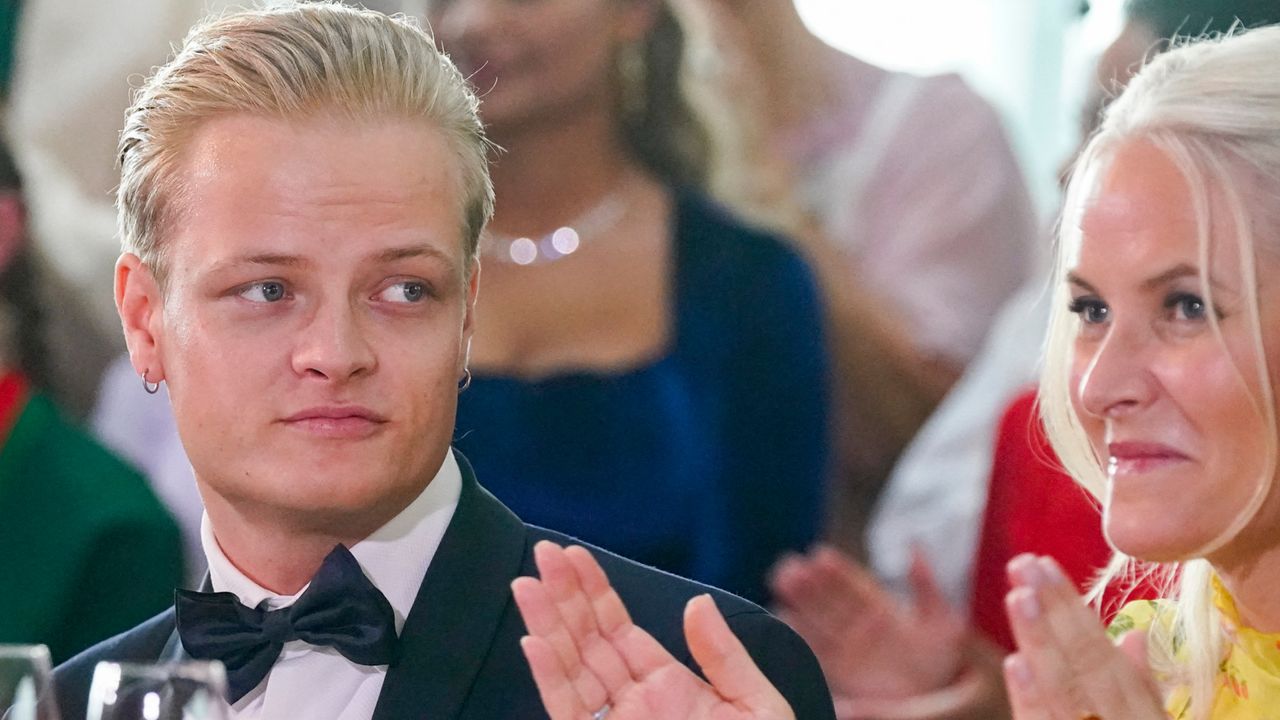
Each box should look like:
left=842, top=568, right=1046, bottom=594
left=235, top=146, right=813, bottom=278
left=54, top=608, right=176, bottom=714
left=524, top=525, right=762, bottom=618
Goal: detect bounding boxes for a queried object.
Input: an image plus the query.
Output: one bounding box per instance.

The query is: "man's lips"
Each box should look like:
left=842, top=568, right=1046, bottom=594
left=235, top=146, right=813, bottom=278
left=1107, top=441, right=1192, bottom=475
left=280, top=406, right=388, bottom=438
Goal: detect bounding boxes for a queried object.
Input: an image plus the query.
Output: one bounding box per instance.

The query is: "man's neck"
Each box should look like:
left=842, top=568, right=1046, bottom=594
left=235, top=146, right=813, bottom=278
left=485, top=103, right=638, bottom=239
left=200, top=486, right=424, bottom=594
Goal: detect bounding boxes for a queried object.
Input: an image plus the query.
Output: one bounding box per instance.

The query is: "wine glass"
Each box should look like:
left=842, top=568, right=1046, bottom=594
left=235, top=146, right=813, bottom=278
left=85, top=661, right=229, bottom=720
left=0, top=644, right=60, bottom=720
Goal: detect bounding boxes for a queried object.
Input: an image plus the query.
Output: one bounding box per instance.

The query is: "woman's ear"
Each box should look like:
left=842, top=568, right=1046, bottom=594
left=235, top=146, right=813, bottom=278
left=116, top=253, right=167, bottom=382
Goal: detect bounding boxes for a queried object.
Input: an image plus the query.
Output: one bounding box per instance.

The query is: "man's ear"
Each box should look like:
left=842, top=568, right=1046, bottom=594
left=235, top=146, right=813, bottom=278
left=116, top=253, right=167, bottom=382
left=0, top=192, right=26, bottom=273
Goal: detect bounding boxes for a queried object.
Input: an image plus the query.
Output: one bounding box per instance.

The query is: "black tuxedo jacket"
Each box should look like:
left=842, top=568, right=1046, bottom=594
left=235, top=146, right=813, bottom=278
left=55, top=456, right=836, bottom=719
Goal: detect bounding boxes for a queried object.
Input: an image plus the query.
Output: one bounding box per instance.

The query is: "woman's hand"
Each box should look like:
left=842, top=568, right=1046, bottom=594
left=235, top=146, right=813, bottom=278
left=1003, top=554, right=1164, bottom=719
left=512, top=541, right=796, bottom=720
left=770, top=545, right=969, bottom=704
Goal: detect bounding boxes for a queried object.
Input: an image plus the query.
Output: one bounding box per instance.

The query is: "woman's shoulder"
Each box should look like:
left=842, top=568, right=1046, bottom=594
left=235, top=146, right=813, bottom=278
left=1107, top=597, right=1175, bottom=641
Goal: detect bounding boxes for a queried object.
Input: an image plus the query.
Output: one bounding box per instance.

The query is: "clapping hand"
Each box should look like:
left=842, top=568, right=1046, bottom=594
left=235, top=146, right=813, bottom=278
left=512, top=541, right=796, bottom=720
left=1003, top=554, right=1164, bottom=719
left=770, top=546, right=968, bottom=702
left=771, top=545, right=1007, bottom=720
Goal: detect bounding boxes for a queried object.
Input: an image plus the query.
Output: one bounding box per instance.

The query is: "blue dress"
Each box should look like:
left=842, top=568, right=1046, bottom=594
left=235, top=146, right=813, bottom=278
left=455, top=191, right=829, bottom=603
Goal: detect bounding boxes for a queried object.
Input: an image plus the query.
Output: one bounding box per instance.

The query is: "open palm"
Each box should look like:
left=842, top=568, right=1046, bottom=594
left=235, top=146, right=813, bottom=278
left=513, top=541, right=795, bottom=720
left=771, top=546, right=966, bottom=702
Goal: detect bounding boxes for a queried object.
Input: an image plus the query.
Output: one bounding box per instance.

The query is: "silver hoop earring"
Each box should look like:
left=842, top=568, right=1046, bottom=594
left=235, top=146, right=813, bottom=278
left=457, top=367, right=472, bottom=393
left=142, top=370, right=161, bottom=395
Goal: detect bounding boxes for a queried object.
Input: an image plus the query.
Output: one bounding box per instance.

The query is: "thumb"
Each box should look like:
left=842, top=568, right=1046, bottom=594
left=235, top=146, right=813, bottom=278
left=684, top=595, right=789, bottom=712
left=907, top=544, right=955, bottom=623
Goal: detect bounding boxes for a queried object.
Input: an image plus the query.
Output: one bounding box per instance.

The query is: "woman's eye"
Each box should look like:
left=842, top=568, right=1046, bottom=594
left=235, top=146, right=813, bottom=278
left=1167, top=292, right=1210, bottom=321
left=377, top=281, right=428, bottom=304
left=1068, top=296, right=1109, bottom=325
left=239, top=280, right=287, bottom=303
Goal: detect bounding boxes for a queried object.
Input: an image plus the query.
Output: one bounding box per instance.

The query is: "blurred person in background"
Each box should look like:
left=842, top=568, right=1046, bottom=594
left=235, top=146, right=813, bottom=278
left=669, top=0, right=1040, bottom=555
left=0, top=135, right=183, bottom=663
left=426, top=0, right=829, bottom=604
left=870, top=0, right=1280, bottom=614
left=777, top=2, right=1279, bottom=718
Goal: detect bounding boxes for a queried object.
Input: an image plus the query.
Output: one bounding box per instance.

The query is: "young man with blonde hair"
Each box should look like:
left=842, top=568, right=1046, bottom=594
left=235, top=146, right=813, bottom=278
left=52, top=3, right=834, bottom=719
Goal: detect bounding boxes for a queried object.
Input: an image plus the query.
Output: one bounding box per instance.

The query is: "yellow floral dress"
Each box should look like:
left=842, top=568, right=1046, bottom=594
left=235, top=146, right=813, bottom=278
left=1108, top=578, right=1280, bottom=718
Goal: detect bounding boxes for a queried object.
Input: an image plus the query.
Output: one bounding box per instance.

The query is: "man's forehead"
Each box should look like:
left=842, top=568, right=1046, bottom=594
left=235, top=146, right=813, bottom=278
left=165, top=112, right=467, bottom=267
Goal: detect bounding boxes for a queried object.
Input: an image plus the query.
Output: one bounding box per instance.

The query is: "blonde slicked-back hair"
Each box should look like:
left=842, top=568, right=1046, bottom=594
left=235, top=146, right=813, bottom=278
left=118, top=0, right=495, bottom=285
left=1043, top=25, right=1280, bottom=720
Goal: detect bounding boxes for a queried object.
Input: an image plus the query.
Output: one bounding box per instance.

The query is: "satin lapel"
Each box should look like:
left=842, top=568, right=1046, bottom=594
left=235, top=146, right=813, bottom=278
left=162, top=573, right=211, bottom=662
left=371, top=452, right=528, bottom=720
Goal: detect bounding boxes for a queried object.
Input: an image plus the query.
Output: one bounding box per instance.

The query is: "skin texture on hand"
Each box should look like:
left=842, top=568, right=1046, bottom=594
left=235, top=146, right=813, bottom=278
left=513, top=541, right=796, bottom=720
left=771, top=546, right=968, bottom=702
left=1003, top=554, right=1165, bottom=720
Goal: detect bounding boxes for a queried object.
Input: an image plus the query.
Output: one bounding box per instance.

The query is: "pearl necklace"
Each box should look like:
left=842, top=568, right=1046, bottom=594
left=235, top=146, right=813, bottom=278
left=480, top=183, right=632, bottom=266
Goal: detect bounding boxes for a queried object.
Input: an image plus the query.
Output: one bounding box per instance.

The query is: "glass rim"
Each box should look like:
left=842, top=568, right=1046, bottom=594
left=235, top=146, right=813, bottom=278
left=0, top=644, right=52, bottom=665
left=91, top=659, right=228, bottom=686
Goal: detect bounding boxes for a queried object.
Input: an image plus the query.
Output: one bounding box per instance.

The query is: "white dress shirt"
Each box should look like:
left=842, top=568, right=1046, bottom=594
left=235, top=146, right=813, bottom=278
left=201, top=450, right=462, bottom=719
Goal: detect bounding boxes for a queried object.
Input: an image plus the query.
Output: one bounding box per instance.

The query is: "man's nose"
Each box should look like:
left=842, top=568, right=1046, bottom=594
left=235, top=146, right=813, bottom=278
left=290, top=300, right=377, bottom=383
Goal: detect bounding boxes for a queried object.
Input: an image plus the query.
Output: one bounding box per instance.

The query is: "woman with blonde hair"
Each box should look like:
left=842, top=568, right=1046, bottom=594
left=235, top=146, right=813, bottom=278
left=1004, top=21, right=1280, bottom=719
left=515, top=24, right=1280, bottom=720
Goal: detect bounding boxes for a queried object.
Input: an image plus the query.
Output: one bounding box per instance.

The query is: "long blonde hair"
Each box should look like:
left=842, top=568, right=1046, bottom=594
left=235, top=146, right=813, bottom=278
left=1042, top=26, right=1280, bottom=719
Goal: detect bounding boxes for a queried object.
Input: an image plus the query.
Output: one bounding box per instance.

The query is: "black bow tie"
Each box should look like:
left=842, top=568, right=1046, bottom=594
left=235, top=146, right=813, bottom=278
left=175, top=544, right=398, bottom=703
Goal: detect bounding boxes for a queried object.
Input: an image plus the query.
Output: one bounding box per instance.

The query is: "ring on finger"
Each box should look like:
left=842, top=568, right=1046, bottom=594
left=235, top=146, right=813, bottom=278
left=591, top=704, right=611, bottom=720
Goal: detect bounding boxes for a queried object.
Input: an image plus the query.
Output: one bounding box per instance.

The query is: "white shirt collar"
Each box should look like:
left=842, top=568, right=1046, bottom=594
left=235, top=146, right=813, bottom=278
left=201, top=449, right=462, bottom=632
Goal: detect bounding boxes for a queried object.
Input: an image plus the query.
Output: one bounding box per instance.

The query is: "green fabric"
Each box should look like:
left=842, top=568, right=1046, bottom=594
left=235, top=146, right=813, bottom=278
left=0, top=392, right=183, bottom=662
left=0, top=1, right=21, bottom=98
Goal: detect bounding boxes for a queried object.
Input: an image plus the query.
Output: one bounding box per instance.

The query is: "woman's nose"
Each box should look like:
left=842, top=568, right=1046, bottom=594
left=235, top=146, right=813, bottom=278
left=1076, top=324, right=1158, bottom=420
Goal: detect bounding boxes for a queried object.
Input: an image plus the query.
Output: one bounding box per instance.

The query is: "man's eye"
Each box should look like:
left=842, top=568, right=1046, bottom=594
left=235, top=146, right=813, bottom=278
left=377, top=281, right=428, bottom=304
left=240, top=281, right=287, bottom=303
left=1067, top=297, right=1109, bottom=325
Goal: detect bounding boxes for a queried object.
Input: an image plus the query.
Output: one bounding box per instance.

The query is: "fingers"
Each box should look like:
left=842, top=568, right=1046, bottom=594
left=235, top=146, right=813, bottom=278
left=512, top=575, right=610, bottom=712
left=1005, top=555, right=1165, bottom=719
left=1002, top=654, right=1057, bottom=720
left=560, top=544, right=683, bottom=681
left=519, top=634, right=591, bottom=720
left=683, top=594, right=787, bottom=712
left=532, top=540, right=637, bottom=691
left=906, top=544, right=953, bottom=624
left=771, top=546, right=888, bottom=638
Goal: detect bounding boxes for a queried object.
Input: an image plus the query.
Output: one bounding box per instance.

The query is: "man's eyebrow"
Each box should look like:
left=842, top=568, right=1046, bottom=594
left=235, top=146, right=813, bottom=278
left=209, top=253, right=311, bottom=274
left=372, top=244, right=453, bottom=264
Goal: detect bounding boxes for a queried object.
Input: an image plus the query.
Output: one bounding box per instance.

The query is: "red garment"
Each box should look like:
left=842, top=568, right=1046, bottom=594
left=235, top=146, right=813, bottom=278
left=0, top=371, right=29, bottom=447
left=970, top=389, right=1155, bottom=651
